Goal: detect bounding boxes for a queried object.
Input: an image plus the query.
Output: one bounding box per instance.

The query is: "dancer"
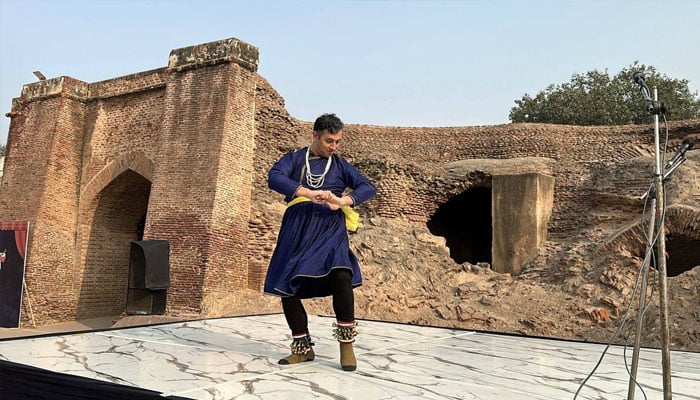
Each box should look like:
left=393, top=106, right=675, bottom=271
left=264, top=113, right=376, bottom=371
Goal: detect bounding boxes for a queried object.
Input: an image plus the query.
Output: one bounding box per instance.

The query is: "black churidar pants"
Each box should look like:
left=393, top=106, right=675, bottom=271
left=282, top=268, right=354, bottom=336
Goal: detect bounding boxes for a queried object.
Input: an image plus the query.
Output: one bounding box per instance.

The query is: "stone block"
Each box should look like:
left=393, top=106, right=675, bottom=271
left=492, top=173, right=554, bottom=275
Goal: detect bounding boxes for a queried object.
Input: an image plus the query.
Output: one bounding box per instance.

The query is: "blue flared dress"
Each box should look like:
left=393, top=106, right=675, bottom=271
left=263, top=147, right=376, bottom=298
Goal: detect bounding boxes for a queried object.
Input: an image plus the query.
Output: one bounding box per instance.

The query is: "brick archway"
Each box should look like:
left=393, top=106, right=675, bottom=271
left=75, top=152, right=154, bottom=318
left=664, top=206, right=700, bottom=276
left=595, top=205, right=700, bottom=276
left=80, top=151, right=154, bottom=205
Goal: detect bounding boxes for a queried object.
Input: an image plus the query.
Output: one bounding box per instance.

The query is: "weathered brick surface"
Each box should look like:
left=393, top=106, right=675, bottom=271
left=1, top=79, right=88, bottom=323
left=246, top=79, right=700, bottom=289
left=146, top=60, right=257, bottom=317
left=1, top=38, right=263, bottom=324
left=1, top=36, right=698, bottom=326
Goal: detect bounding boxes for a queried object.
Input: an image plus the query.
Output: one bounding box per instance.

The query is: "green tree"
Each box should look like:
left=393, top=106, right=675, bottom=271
left=509, top=62, right=700, bottom=125
left=0, top=144, right=5, bottom=157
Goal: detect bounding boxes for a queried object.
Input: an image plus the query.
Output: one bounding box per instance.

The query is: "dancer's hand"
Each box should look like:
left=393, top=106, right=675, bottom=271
left=308, top=190, right=332, bottom=204
left=325, top=193, right=351, bottom=210
left=326, top=195, right=341, bottom=210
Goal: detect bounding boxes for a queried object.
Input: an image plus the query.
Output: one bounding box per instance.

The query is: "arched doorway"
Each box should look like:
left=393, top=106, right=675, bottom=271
left=427, top=187, right=492, bottom=265
left=77, top=170, right=151, bottom=319
left=595, top=206, right=700, bottom=278
left=665, top=233, right=700, bottom=277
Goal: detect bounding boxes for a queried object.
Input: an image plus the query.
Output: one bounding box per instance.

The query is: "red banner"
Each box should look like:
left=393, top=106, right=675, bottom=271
left=1, top=221, right=30, bottom=328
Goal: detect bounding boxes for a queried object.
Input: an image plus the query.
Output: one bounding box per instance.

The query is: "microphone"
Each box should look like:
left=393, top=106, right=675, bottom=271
left=632, top=71, right=654, bottom=112
left=633, top=71, right=646, bottom=85
left=665, top=139, right=695, bottom=168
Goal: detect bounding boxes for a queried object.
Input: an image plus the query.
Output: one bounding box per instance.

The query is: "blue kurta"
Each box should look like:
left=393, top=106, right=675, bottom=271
left=264, top=147, right=376, bottom=298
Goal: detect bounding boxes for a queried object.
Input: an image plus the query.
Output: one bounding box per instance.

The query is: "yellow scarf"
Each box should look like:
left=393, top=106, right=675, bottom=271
left=287, top=196, right=362, bottom=232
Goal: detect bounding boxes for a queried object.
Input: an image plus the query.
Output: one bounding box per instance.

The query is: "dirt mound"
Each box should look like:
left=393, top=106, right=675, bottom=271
left=271, top=216, right=698, bottom=352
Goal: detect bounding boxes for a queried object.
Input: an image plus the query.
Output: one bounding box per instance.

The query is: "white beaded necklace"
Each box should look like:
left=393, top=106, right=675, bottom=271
left=305, top=146, right=332, bottom=188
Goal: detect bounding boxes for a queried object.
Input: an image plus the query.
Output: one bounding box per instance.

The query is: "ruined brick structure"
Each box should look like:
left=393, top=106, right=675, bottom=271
left=1, top=37, right=698, bottom=326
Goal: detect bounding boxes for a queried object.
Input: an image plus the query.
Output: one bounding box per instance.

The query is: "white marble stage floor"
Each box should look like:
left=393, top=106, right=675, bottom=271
left=0, top=314, right=698, bottom=399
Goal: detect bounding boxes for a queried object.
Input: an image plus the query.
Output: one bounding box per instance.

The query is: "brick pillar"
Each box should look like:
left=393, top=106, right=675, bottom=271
left=0, top=77, right=88, bottom=324
left=146, top=38, right=259, bottom=317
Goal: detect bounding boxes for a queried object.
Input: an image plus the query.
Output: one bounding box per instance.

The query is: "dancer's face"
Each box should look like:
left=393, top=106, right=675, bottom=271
left=310, top=129, right=342, bottom=158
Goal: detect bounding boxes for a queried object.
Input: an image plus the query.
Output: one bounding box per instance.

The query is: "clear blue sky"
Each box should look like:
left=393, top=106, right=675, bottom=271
left=1, top=0, right=699, bottom=145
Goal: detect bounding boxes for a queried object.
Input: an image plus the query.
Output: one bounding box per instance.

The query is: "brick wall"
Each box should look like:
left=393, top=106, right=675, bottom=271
left=1, top=78, right=88, bottom=323
left=73, top=73, right=167, bottom=320
left=1, top=38, right=264, bottom=324
left=248, top=95, right=700, bottom=288
left=145, top=39, right=259, bottom=318
left=201, top=62, right=258, bottom=316
left=335, top=122, right=699, bottom=236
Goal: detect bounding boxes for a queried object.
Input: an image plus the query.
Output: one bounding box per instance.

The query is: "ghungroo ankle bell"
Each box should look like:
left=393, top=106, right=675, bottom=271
left=290, top=335, right=314, bottom=355
left=332, top=321, right=358, bottom=343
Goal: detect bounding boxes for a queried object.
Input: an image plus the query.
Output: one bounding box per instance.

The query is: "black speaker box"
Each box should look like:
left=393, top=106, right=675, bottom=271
left=126, top=240, right=169, bottom=315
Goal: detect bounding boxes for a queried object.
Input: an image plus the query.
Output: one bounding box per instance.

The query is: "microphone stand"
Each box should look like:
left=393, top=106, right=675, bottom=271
left=627, top=87, right=673, bottom=400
